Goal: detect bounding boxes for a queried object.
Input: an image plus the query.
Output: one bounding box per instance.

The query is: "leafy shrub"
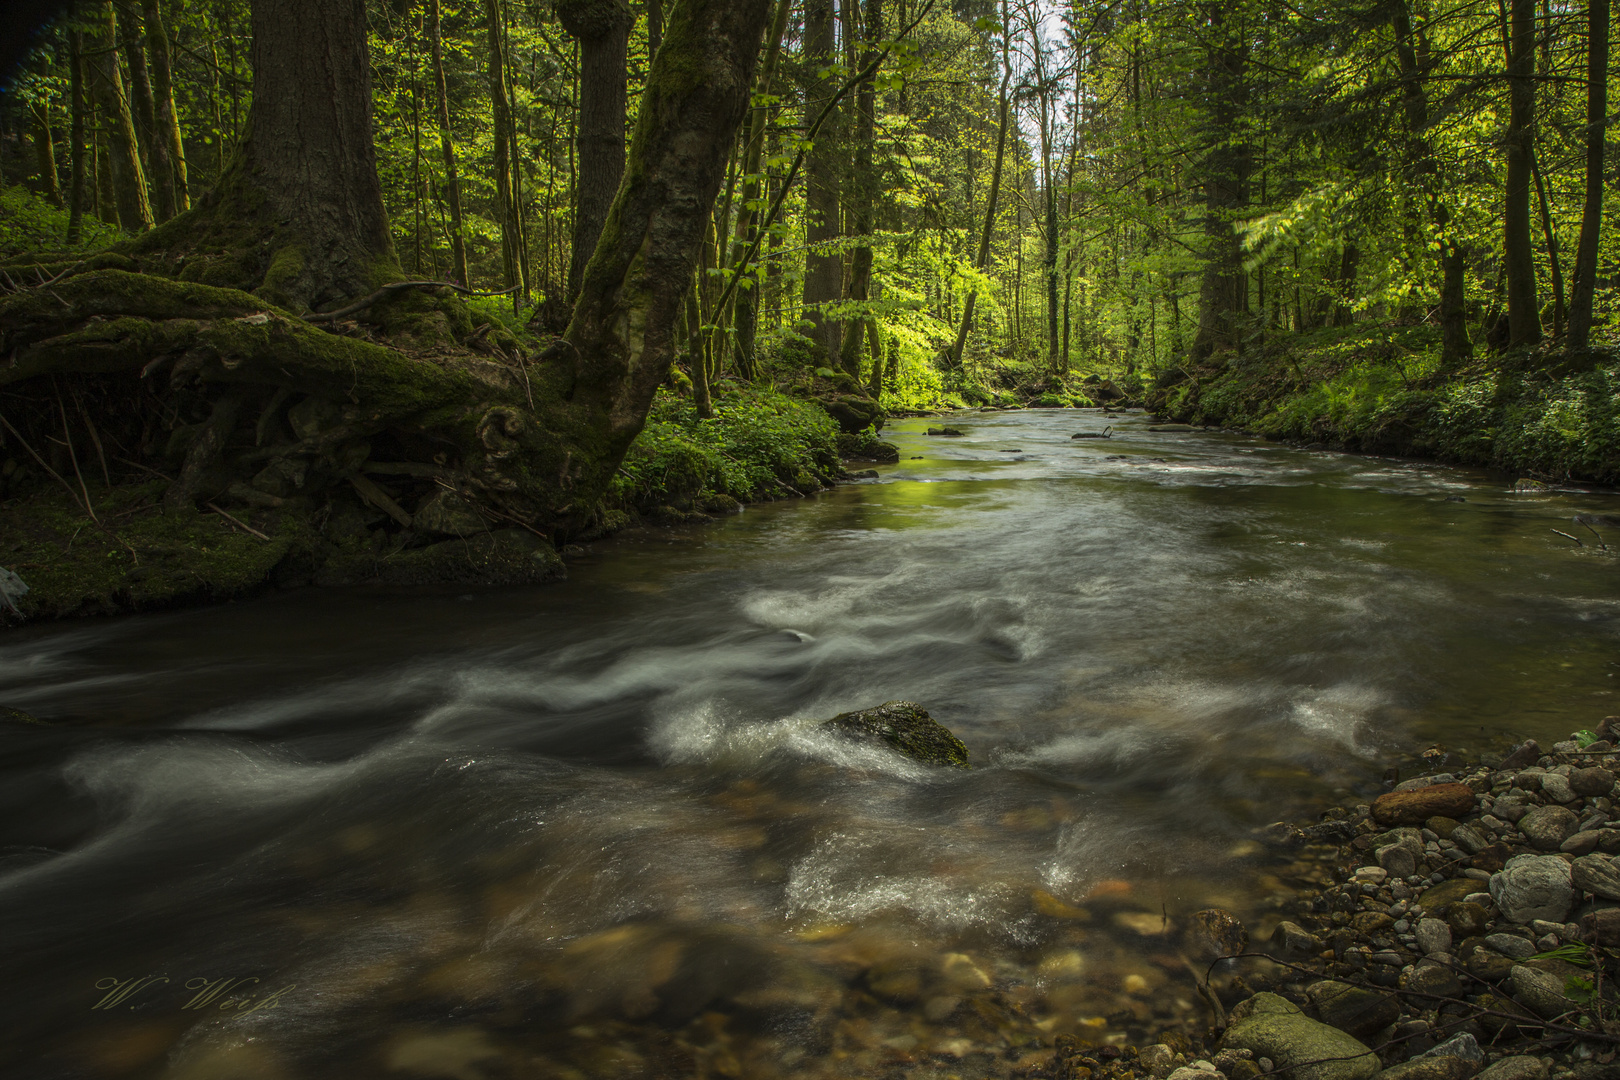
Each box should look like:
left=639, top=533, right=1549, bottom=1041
left=610, top=385, right=841, bottom=513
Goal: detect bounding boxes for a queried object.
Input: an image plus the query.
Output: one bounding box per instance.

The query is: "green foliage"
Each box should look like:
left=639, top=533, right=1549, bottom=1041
left=0, top=185, right=119, bottom=258
left=610, top=386, right=841, bottom=513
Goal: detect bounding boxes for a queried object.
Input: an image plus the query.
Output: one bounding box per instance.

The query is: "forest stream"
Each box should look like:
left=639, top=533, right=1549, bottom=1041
left=3, top=409, right=1620, bottom=1080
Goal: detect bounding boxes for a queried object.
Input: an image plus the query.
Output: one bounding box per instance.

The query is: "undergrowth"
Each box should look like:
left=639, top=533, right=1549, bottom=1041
left=1154, top=324, right=1620, bottom=484
left=607, top=385, right=843, bottom=518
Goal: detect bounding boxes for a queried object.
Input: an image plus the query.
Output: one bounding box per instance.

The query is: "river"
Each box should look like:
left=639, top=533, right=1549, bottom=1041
left=2, top=409, right=1618, bottom=1079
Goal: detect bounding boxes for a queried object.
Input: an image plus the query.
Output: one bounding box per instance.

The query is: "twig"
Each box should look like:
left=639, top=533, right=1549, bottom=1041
left=54, top=383, right=97, bottom=523
left=1, top=410, right=93, bottom=518
left=204, top=502, right=270, bottom=541
left=304, top=280, right=520, bottom=323
left=75, top=393, right=111, bottom=487
left=0, top=411, right=138, bottom=562
left=1552, top=528, right=1584, bottom=546
left=113, top=455, right=174, bottom=482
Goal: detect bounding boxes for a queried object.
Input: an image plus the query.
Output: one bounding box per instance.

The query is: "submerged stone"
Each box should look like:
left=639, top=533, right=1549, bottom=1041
left=823, top=701, right=970, bottom=768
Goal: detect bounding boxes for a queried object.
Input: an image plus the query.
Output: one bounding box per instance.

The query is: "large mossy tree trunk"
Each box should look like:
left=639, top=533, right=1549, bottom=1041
left=133, top=0, right=401, bottom=311
left=0, top=0, right=775, bottom=603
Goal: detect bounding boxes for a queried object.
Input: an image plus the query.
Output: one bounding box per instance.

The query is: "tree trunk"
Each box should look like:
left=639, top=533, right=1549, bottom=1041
left=559, top=0, right=634, bottom=305
left=116, top=0, right=179, bottom=221
left=30, top=102, right=62, bottom=208
left=1188, top=1, right=1250, bottom=362
left=948, top=0, right=1011, bottom=369
left=1504, top=0, right=1541, bottom=346
left=142, top=0, right=189, bottom=213
left=487, top=0, right=520, bottom=292
left=86, top=0, right=154, bottom=232
left=838, top=0, right=882, bottom=381
left=67, top=29, right=86, bottom=242
left=1569, top=0, right=1609, bottom=351
left=429, top=0, right=470, bottom=289
left=1531, top=152, right=1565, bottom=337
left=801, top=0, right=843, bottom=368
left=728, top=0, right=793, bottom=380
left=1393, top=0, right=1471, bottom=364
left=554, top=0, right=774, bottom=508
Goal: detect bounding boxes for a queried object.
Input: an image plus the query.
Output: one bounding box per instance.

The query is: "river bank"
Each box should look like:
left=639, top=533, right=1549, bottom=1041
left=1055, top=718, right=1620, bottom=1080
left=1147, top=326, right=1620, bottom=488
left=0, top=384, right=875, bottom=623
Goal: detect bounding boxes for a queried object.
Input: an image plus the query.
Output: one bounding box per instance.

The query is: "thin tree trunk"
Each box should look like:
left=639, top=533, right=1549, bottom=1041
left=1569, top=0, right=1609, bottom=351
left=67, top=29, right=86, bottom=242
left=429, top=0, right=470, bottom=287
left=948, top=0, right=1011, bottom=369
left=801, top=0, right=844, bottom=368
left=838, top=0, right=882, bottom=382
left=1188, top=0, right=1250, bottom=361
left=86, top=0, right=154, bottom=231
left=142, top=0, right=189, bottom=212
left=1504, top=0, right=1541, bottom=346
left=1531, top=152, right=1565, bottom=337
left=728, top=0, right=793, bottom=380
left=31, top=102, right=62, bottom=208
left=647, top=0, right=663, bottom=60
left=487, top=0, right=519, bottom=291
left=116, top=0, right=178, bottom=220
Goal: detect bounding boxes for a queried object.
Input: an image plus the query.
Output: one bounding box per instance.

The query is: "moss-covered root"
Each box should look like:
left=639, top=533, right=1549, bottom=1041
left=823, top=700, right=971, bottom=768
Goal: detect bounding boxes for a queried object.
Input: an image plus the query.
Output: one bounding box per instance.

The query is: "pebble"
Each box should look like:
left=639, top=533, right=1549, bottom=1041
left=1483, top=933, right=1535, bottom=959
left=1414, top=918, right=1452, bottom=955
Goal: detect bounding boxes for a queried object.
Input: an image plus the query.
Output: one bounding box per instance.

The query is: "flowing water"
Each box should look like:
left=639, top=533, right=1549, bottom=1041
left=4, top=409, right=1620, bottom=1080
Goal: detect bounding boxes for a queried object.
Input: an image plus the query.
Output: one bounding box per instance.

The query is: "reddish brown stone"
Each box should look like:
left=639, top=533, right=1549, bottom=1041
left=1579, top=908, right=1620, bottom=947
left=1469, top=842, right=1515, bottom=872
left=1372, top=783, right=1477, bottom=826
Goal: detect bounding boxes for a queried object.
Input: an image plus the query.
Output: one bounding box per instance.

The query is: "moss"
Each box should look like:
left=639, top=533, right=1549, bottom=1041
left=0, top=483, right=310, bottom=621
left=823, top=701, right=971, bottom=768
left=318, top=529, right=563, bottom=587
left=257, top=242, right=307, bottom=308
left=1151, top=327, right=1620, bottom=485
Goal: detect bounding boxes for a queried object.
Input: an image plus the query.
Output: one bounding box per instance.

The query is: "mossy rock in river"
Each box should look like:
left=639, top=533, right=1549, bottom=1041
left=823, top=701, right=970, bottom=768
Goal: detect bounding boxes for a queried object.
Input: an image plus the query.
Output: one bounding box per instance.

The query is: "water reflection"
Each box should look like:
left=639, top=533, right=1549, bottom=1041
left=2, top=410, right=1618, bottom=1077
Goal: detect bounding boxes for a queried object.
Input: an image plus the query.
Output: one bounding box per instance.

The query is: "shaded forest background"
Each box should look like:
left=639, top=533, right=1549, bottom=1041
left=5, top=0, right=1616, bottom=412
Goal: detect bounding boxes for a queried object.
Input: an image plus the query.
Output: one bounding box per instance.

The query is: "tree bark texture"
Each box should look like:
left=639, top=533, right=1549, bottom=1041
left=1569, top=0, right=1609, bottom=350
left=1504, top=0, right=1541, bottom=346
left=801, top=0, right=843, bottom=368
left=559, top=0, right=634, bottom=305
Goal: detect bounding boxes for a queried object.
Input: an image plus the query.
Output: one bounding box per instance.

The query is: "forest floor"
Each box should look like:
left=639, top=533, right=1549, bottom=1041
left=1150, top=324, right=1620, bottom=487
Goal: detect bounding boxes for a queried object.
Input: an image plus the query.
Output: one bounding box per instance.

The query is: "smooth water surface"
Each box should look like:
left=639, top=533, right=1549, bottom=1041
left=3, top=410, right=1619, bottom=1079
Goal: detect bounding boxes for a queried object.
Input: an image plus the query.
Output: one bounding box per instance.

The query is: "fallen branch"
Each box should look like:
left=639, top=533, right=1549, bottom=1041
left=1553, top=528, right=1584, bottom=546
left=304, top=280, right=520, bottom=323
left=204, top=502, right=271, bottom=541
